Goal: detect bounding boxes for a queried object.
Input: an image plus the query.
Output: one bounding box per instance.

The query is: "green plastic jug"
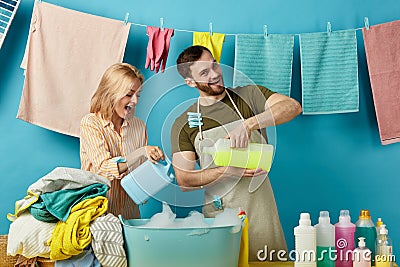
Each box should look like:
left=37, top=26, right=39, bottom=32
left=202, top=138, right=274, bottom=171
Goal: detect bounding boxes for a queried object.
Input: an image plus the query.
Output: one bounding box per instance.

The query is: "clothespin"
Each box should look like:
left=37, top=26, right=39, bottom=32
left=160, top=17, right=164, bottom=31
left=327, top=21, right=332, bottom=36
left=213, top=195, right=223, bottom=210
left=209, top=22, right=213, bottom=36
left=364, top=17, right=370, bottom=30
left=124, top=12, right=129, bottom=26
left=37, top=0, right=42, bottom=3
left=263, top=24, right=268, bottom=39
left=187, top=112, right=203, bottom=128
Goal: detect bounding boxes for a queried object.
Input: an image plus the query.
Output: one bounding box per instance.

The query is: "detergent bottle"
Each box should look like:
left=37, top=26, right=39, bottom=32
left=354, top=210, right=376, bottom=264
left=335, top=210, right=356, bottom=267
left=315, top=211, right=335, bottom=267
left=375, top=225, right=393, bottom=267
left=202, top=138, right=274, bottom=171
left=375, top=218, right=384, bottom=236
left=353, top=237, right=371, bottom=267
left=294, top=213, right=316, bottom=267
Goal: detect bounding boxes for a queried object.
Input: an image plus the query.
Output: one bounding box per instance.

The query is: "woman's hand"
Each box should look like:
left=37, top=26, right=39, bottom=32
left=144, top=146, right=165, bottom=163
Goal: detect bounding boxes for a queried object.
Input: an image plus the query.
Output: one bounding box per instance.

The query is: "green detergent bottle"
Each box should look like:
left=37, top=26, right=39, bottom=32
left=202, top=138, right=274, bottom=171
left=354, top=210, right=377, bottom=264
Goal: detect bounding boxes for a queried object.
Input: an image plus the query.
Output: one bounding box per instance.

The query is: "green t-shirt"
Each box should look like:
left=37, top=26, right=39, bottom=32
left=170, top=85, right=275, bottom=155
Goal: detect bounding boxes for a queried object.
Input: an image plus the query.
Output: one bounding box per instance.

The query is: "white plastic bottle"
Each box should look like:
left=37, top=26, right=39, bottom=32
left=375, top=225, right=393, bottom=267
left=353, top=237, right=371, bottom=267
left=315, top=211, right=335, bottom=267
left=294, top=213, right=316, bottom=267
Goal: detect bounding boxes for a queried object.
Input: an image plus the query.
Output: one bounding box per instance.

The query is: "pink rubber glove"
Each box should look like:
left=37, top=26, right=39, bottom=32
left=145, top=26, right=174, bottom=73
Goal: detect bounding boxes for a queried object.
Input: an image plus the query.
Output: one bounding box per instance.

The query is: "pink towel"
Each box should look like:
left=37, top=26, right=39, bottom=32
left=145, top=26, right=174, bottom=73
left=363, top=20, right=400, bottom=145
left=18, top=2, right=130, bottom=137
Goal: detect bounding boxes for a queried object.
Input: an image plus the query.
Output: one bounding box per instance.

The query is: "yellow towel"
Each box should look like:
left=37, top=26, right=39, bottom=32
left=48, top=196, right=108, bottom=260
left=193, top=32, right=225, bottom=62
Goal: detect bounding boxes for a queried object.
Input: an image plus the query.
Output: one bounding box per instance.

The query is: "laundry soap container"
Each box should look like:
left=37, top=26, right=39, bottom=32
left=202, top=138, right=274, bottom=171
left=119, top=217, right=242, bottom=267
left=121, top=160, right=174, bottom=205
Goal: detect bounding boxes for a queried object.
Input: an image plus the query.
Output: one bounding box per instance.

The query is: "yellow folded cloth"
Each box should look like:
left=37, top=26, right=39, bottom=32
left=48, top=196, right=108, bottom=260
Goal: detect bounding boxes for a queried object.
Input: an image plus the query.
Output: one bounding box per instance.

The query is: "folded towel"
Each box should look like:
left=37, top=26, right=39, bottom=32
left=7, top=167, right=110, bottom=222
left=234, top=34, right=294, bottom=96
left=49, top=196, right=108, bottom=260
left=7, top=213, right=56, bottom=258
left=18, top=2, right=130, bottom=137
left=145, top=26, right=174, bottom=73
left=30, top=183, right=109, bottom=222
left=193, top=32, right=225, bottom=62
left=362, top=21, right=400, bottom=145
left=90, top=214, right=127, bottom=267
left=300, top=29, right=359, bottom=114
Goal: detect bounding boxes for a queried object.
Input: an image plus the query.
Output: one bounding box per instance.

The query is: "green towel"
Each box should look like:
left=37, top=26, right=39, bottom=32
left=234, top=34, right=294, bottom=96
left=30, top=183, right=108, bottom=222
left=299, top=29, right=359, bottom=114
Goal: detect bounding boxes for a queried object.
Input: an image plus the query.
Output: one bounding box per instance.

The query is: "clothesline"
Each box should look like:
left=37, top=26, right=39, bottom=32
left=128, top=18, right=368, bottom=37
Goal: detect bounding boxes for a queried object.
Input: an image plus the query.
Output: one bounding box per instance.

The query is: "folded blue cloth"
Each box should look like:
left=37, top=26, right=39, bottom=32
left=30, top=183, right=108, bottom=222
left=299, top=29, right=359, bottom=114
left=234, top=34, right=294, bottom=96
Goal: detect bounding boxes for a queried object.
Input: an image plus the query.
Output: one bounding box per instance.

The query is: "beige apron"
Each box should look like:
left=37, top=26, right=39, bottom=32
left=194, top=118, right=288, bottom=261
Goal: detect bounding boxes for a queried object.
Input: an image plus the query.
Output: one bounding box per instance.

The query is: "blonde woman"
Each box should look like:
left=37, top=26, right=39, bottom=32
left=80, top=63, right=164, bottom=219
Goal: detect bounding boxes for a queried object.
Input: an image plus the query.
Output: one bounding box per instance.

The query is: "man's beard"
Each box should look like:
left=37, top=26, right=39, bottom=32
left=195, top=81, right=225, bottom=96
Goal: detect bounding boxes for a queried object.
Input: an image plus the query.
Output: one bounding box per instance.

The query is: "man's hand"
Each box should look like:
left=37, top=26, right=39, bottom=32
left=225, top=121, right=251, bottom=148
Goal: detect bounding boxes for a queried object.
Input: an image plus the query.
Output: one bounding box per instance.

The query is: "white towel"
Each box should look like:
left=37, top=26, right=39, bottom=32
left=18, top=2, right=130, bottom=137
left=7, top=213, right=56, bottom=258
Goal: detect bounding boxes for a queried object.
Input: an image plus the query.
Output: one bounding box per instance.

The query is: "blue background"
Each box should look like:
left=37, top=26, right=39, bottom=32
left=1, top=0, right=399, bottom=255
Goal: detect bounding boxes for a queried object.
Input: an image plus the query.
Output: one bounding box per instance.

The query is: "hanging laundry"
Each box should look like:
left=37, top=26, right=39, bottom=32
left=0, top=0, right=21, bottom=49
left=193, top=31, right=225, bottom=62
left=234, top=34, right=294, bottom=96
left=145, top=26, right=174, bottom=73
left=18, top=2, right=130, bottom=137
left=363, top=20, right=400, bottom=145
left=299, top=29, right=359, bottom=114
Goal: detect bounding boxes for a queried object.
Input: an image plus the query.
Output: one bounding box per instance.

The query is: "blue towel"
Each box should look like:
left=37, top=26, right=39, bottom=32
left=299, top=29, right=359, bottom=114
left=30, top=183, right=109, bottom=222
left=234, top=34, right=294, bottom=96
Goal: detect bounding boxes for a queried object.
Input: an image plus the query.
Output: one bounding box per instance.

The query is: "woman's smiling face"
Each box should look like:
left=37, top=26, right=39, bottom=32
left=114, top=77, right=142, bottom=119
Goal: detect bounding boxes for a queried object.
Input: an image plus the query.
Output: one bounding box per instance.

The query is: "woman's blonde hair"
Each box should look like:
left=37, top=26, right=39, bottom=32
left=90, top=63, right=144, bottom=119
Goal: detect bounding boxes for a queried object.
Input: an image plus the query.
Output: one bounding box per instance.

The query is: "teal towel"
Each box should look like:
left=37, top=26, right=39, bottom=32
left=234, top=34, right=294, bottom=96
left=299, top=29, right=359, bottom=114
left=30, top=183, right=108, bottom=222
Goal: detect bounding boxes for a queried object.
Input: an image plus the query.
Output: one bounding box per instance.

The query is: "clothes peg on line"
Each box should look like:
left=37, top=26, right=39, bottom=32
left=160, top=17, right=164, bottom=31
left=37, top=0, right=42, bottom=3
left=124, top=12, right=129, bottom=26
left=263, top=25, right=268, bottom=39
left=327, top=21, right=332, bottom=36
left=209, top=22, right=213, bottom=36
left=364, top=17, right=370, bottom=30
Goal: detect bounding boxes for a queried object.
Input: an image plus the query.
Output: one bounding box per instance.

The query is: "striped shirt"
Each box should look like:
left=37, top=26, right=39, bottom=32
left=80, top=112, right=147, bottom=219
